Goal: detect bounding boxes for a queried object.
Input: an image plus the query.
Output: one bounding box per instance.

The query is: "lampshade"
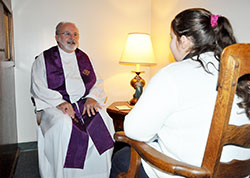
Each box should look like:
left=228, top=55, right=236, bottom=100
left=120, top=33, right=156, bottom=65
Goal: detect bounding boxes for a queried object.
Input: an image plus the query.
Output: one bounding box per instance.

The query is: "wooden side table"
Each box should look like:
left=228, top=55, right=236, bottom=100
left=107, top=101, right=133, bottom=154
left=107, top=101, right=132, bottom=131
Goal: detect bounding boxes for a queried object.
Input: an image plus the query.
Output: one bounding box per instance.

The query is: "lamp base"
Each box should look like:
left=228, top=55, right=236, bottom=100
left=129, top=71, right=145, bottom=105
left=129, top=98, right=138, bottom=106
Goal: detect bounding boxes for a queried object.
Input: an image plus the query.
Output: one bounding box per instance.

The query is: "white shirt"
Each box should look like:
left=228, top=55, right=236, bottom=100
left=31, top=46, right=114, bottom=178
left=124, top=52, right=250, bottom=178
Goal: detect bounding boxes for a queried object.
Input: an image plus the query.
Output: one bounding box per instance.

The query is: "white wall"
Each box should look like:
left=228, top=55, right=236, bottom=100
left=12, top=0, right=152, bottom=143
left=12, top=0, right=250, bottom=143
left=151, top=0, right=250, bottom=75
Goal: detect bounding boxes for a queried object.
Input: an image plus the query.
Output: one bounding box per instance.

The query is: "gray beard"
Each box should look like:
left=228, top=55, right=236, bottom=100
left=58, top=37, right=78, bottom=52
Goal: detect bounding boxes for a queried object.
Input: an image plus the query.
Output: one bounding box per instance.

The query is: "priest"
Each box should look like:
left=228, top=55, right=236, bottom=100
left=31, top=22, right=114, bottom=178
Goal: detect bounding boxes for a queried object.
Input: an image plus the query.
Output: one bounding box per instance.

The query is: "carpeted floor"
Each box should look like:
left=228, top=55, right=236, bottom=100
left=0, top=144, right=19, bottom=178
left=13, top=150, right=40, bottom=178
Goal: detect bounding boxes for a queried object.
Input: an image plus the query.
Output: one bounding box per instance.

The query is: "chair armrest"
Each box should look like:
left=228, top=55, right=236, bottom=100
left=114, top=131, right=211, bottom=178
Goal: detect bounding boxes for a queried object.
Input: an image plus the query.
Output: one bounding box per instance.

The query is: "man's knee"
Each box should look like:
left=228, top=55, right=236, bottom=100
left=40, top=108, right=72, bottom=134
left=51, top=113, right=72, bottom=131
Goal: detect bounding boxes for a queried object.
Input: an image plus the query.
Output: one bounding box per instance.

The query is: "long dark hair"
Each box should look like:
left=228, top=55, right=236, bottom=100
left=171, top=8, right=236, bottom=63
left=171, top=8, right=250, bottom=119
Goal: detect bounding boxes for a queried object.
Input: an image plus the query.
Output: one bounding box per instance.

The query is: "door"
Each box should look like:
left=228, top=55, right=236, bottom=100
left=0, top=0, right=18, bottom=177
left=0, top=0, right=17, bottom=145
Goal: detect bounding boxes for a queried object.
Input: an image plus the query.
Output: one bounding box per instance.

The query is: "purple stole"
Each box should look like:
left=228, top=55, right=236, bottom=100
left=43, top=46, right=114, bottom=169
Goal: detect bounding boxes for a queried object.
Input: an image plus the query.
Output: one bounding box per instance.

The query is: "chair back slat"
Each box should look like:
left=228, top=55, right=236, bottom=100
left=216, top=159, right=250, bottom=178
left=223, top=124, right=250, bottom=147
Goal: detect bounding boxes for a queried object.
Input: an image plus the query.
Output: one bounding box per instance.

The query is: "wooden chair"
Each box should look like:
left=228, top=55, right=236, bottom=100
left=115, top=43, right=250, bottom=178
left=31, top=97, right=41, bottom=125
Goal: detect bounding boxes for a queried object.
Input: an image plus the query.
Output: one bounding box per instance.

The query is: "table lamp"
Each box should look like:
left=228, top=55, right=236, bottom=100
left=120, top=33, right=156, bottom=105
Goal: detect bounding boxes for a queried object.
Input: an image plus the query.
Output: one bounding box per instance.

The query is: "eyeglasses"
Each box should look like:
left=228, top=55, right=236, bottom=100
left=60, top=31, right=79, bottom=38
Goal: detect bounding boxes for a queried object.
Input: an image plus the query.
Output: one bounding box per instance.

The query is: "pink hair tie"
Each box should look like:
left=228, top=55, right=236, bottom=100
left=210, top=14, right=220, bottom=28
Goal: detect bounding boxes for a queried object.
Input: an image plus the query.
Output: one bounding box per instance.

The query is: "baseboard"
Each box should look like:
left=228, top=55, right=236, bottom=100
left=17, top=141, right=38, bottom=152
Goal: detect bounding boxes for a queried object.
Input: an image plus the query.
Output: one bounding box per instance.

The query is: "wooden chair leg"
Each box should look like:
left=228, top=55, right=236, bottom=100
left=118, top=147, right=142, bottom=178
left=118, top=172, right=127, bottom=178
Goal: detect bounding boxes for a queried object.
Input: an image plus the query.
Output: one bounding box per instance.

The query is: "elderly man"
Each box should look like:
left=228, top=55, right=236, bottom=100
left=31, top=22, right=114, bottom=178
